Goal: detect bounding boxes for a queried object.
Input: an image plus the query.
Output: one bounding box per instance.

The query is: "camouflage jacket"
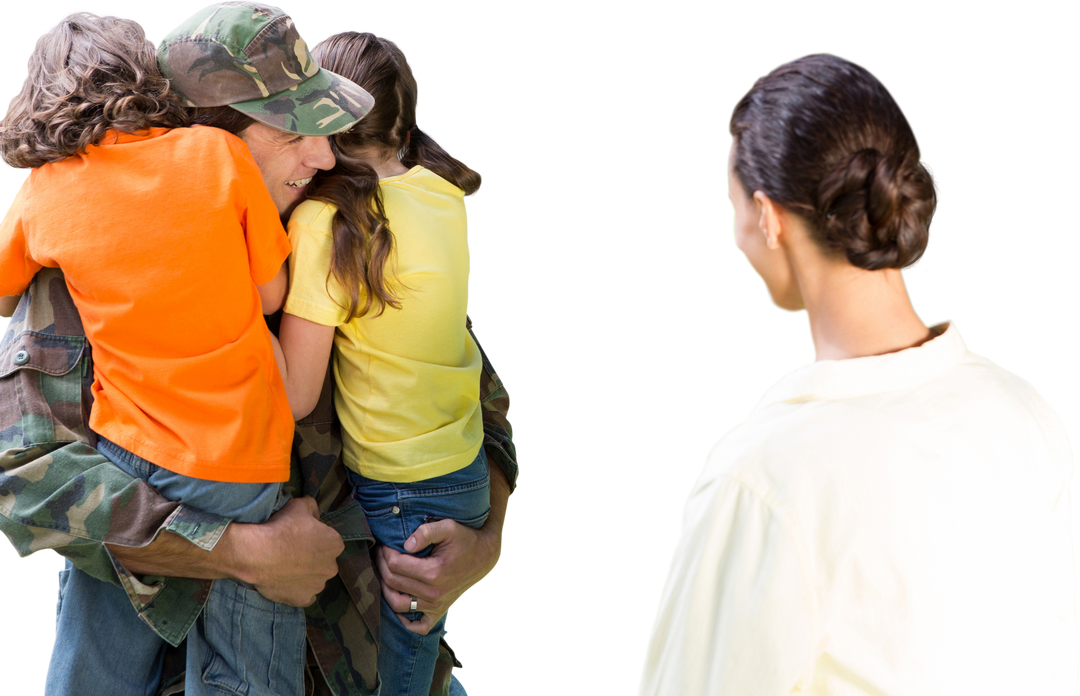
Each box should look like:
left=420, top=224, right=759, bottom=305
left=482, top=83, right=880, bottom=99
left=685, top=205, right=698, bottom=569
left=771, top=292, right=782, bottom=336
left=0, top=268, right=517, bottom=696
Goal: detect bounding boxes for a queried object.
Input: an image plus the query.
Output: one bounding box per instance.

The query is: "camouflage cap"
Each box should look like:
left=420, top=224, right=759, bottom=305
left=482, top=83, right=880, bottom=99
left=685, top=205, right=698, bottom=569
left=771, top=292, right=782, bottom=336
left=158, top=2, right=374, bottom=136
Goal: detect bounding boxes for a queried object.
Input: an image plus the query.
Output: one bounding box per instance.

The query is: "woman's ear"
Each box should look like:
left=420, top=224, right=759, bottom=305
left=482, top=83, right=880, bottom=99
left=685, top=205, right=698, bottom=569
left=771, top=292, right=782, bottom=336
left=751, top=191, right=777, bottom=251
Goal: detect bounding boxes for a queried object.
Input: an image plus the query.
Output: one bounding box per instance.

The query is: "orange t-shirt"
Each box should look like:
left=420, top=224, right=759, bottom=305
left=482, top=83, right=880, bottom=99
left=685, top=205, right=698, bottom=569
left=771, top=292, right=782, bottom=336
left=0, top=127, right=293, bottom=482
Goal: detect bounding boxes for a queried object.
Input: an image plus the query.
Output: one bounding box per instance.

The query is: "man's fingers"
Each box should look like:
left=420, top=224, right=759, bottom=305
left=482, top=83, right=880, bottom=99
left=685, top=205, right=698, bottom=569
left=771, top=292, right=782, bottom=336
left=382, top=586, right=428, bottom=614
left=276, top=495, right=317, bottom=519
left=379, top=586, right=445, bottom=636
left=393, top=609, right=443, bottom=636
left=378, top=544, right=419, bottom=596
left=377, top=543, right=433, bottom=586
left=403, top=518, right=455, bottom=553
left=401, top=523, right=430, bottom=553
left=248, top=496, right=342, bottom=606
left=294, top=495, right=321, bottom=516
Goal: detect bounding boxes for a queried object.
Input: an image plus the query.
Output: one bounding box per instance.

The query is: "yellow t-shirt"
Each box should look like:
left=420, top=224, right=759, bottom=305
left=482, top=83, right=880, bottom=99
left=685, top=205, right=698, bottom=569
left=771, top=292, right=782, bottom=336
left=284, top=166, right=483, bottom=482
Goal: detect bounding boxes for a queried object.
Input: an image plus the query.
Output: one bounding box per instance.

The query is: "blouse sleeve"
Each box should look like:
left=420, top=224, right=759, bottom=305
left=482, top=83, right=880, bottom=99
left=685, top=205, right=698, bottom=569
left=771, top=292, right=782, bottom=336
left=642, top=475, right=819, bottom=696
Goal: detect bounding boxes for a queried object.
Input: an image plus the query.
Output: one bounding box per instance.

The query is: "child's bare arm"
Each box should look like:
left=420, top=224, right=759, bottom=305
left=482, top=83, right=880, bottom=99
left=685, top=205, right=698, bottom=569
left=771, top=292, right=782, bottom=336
left=272, top=312, right=335, bottom=421
left=0, top=295, right=19, bottom=317
left=257, top=262, right=288, bottom=315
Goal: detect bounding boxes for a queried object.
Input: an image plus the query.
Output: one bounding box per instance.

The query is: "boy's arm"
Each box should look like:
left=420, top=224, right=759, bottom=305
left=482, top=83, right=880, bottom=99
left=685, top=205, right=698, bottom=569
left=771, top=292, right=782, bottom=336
left=0, top=295, right=18, bottom=317
left=231, top=134, right=291, bottom=317
left=257, top=261, right=288, bottom=315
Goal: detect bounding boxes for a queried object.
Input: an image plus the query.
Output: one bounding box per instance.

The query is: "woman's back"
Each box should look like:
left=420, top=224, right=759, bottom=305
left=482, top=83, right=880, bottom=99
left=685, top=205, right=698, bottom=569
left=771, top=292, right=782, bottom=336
left=643, top=52, right=1076, bottom=696
left=644, top=325, right=1077, bottom=694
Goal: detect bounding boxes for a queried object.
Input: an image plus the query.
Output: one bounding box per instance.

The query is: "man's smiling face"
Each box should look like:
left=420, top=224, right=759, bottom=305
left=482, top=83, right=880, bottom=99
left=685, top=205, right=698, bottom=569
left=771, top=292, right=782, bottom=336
left=239, top=122, right=336, bottom=219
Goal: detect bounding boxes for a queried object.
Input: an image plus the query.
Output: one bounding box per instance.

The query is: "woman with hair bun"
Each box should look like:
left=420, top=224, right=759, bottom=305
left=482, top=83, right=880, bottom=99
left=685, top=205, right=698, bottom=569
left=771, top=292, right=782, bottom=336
left=640, top=54, right=1077, bottom=696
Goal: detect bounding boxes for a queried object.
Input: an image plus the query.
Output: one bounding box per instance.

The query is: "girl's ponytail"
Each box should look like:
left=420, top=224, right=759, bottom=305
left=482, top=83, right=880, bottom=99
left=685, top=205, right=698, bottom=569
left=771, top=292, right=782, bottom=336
left=401, top=126, right=481, bottom=196
left=310, top=32, right=481, bottom=317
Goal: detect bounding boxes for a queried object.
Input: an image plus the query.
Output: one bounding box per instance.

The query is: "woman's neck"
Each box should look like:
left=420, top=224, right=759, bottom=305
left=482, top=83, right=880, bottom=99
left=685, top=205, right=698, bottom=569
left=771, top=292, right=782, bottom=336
left=794, top=253, right=931, bottom=361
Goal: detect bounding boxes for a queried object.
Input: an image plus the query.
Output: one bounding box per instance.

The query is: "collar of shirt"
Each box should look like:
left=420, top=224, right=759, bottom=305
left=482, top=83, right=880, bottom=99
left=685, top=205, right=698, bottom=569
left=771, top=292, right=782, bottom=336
left=97, top=128, right=169, bottom=146
left=757, top=322, right=965, bottom=406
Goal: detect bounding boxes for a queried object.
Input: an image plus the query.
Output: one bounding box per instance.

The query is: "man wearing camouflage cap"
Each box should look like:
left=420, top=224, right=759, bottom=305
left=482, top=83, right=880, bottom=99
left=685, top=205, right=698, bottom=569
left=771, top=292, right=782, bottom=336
left=0, top=4, right=516, bottom=695
left=158, top=1, right=375, bottom=217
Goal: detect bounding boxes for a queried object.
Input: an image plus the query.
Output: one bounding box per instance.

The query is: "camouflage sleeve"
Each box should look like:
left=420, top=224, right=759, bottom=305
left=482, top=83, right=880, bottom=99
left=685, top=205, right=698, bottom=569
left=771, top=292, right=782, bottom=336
left=468, top=321, right=518, bottom=492
left=0, top=270, right=231, bottom=587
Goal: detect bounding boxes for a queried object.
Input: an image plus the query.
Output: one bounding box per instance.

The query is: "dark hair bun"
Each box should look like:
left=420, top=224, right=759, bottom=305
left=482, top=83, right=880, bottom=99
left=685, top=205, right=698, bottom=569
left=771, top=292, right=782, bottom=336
left=816, top=149, right=937, bottom=270
left=729, top=54, right=938, bottom=271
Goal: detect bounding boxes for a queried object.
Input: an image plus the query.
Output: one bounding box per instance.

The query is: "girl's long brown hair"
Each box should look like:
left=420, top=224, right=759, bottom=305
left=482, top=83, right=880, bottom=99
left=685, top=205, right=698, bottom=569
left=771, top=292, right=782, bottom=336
left=310, top=32, right=481, bottom=319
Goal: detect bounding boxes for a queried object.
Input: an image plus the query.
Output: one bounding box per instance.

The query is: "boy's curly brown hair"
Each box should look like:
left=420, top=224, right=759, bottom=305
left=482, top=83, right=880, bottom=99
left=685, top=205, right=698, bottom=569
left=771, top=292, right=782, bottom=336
left=0, top=13, right=190, bottom=169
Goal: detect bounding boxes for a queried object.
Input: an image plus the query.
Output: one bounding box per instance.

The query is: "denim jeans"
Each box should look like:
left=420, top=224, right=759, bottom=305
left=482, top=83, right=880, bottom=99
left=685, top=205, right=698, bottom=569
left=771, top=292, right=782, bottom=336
left=45, top=436, right=306, bottom=696
left=350, top=447, right=491, bottom=696
left=449, top=674, right=467, bottom=696
left=47, top=566, right=473, bottom=696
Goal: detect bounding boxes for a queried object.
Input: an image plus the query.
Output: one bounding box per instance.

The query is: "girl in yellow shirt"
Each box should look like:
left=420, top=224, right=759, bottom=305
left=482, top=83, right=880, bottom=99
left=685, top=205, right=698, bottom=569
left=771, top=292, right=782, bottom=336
left=270, top=33, right=489, bottom=696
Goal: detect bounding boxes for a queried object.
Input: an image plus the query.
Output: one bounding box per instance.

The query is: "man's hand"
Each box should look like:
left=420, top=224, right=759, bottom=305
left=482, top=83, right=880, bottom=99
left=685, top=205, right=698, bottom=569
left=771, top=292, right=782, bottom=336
left=230, top=496, right=344, bottom=606
left=109, top=496, right=343, bottom=608
left=376, top=461, right=510, bottom=635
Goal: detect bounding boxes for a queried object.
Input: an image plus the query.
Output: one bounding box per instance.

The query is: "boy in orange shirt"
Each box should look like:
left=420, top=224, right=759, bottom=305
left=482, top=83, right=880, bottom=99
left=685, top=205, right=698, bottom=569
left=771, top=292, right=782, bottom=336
left=0, top=9, right=371, bottom=696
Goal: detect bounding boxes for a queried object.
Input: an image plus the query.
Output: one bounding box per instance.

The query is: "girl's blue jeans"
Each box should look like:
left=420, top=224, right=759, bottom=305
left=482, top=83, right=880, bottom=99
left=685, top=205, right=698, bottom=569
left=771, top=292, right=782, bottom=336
left=350, top=446, right=490, bottom=696
left=45, top=436, right=306, bottom=696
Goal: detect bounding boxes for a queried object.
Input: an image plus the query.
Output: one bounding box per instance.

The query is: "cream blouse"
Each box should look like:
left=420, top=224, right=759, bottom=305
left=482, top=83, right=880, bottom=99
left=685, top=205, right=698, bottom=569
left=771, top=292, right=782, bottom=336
left=641, top=324, right=1077, bottom=695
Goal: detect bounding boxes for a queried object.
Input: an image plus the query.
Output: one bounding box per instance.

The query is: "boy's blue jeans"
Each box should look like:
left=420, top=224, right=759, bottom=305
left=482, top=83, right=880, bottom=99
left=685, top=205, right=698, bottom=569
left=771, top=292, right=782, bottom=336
left=45, top=436, right=306, bottom=696
left=351, top=447, right=491, bottom=696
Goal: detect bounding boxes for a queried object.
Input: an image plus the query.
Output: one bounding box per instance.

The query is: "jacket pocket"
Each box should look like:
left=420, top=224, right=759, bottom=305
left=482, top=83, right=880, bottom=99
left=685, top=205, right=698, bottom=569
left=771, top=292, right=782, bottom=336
left=0, top=331, right=88, bottom=448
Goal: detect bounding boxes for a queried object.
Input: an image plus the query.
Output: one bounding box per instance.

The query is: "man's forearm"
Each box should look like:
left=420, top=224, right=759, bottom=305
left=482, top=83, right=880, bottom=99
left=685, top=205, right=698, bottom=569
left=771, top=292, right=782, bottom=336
left=107, top=528, right=238, bottom=580
left=107, top=456, right=511, bottom=592
left=107, top=496, right=345, bottom=607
